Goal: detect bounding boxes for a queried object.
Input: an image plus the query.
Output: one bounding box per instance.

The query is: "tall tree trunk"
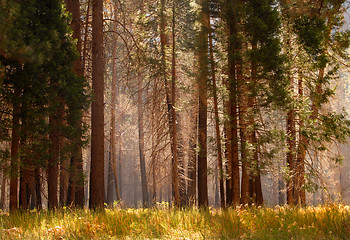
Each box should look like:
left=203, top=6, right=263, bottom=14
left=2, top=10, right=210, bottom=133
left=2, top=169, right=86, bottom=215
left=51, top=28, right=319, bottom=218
left=151, top=80, right=159, bottom=206
left=133, top=161, right=138, bottom=207
left=10, top=88, right=20, bottom=211
left=82, top=0, right=90, bottom=75
left=249, top=41, right=263, bottom=205
left=224, top=126, right=232, bottom=205
left=151, top=141, right=156, bottom=206
left=19, top=112, right=29, bottom=210
left=286, top=32, right=296, bottom=205
left=187, top=100, right=197, bottom=206
left=34, top=167, right=42, bottom=209
left=296, top=73, right=306, bottom=205
left=48, top=104, right=60, bottom=210
left=59, top=108, right=68, bottom=207
left=225, top=0, right=240, bottom=206
left=170, top=0, right=181, bottom=207
left=106, top=152, right=115, bottom=204
left=138, top=74, right=149, bottom=208
left=286, top=89, right=296, bottom=205
left=1, top=170, right=6, bottom=210
left=110, top=10, right=121, bottom=202
left=59, top=155, right=69, bottom=206
left=65, top=0, right=85, bottom=208
left=118, top=142, right=122, bottom=199
left=239, top=72, right=249, bottom=205
left=159, top=0, right=180, bottom=207
left=90, top=0, right=105, bottom=210
left=177, top=115, right=187, bottom=206
left=209, top=27, right=225, bottom=208
left=197, top=0, right=209, bottom=208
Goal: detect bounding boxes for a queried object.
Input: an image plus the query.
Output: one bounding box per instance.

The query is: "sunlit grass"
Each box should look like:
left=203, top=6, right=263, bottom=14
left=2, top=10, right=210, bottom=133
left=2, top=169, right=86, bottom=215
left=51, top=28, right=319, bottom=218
left=0, top=204, right=349, bottom=239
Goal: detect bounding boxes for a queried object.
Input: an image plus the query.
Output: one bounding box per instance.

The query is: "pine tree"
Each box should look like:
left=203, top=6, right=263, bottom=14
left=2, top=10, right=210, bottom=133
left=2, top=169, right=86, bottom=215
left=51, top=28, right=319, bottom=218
left=90, top=0, right=105, bottom=210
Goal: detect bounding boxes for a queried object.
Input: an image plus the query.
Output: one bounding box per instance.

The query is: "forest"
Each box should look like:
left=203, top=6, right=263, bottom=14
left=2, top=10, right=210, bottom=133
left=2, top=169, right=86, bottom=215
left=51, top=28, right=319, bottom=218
left=1, top=0, right=350, bottom=215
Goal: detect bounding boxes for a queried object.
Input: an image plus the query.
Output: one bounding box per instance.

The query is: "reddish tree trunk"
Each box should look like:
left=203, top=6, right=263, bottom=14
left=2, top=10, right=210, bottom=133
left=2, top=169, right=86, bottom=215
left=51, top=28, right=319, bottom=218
left=90, top=0, right=105, bottom=210
left=187, top=100, right=197, bottom=206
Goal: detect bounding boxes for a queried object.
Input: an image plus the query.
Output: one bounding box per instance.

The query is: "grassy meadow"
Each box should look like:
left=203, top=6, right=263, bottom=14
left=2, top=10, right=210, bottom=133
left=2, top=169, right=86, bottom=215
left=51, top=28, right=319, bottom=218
left=0, top=204, right=349, bottom=239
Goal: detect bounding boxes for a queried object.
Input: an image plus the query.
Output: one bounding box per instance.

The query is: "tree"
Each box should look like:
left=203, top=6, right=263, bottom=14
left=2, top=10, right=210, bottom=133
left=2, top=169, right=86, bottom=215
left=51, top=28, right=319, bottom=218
left=197, top=0, right=209, bottom=208
left=137, top=72, right=150, bottom=207
left=90, top=0, right=105, bottom=210
left=224, top=0, right=240, bottom=206
left=65, top=0, right=86, bottom=208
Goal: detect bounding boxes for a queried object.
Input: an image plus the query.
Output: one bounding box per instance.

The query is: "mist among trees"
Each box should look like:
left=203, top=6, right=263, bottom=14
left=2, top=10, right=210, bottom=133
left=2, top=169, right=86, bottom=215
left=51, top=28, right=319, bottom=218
left=1, top=0, right=350, bottom=211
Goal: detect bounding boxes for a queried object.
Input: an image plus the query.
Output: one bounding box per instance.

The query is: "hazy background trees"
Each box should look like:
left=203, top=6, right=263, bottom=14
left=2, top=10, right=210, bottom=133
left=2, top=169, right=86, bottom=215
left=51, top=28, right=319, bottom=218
left=0, top=0, right=350, bottom=210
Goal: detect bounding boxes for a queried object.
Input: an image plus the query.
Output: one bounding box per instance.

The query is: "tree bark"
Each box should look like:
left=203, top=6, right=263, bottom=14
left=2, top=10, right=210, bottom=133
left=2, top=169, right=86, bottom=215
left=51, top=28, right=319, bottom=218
left=159, top=0, right=181, bottom=207
left=225, top=0, right=240, bottom=206
left=65, top=0, right=85, bottom=208
left=248, top=41, right=263, bottom=205
left=90, top=0, right=105, bottom=210
left=10, top=88, right=20, bottom=211
left=209, top=27, right=225, bottom=208
left=187, top=100, right=197, bottom=206
left=170, top=0, right=181, bottom=207
left=48, top=104, right=60, bottom=210
left=197, top=0, right=209, bottom=208
left=138, top=74, right=149, bottom=208
left=296, top=73, right=306, bottom=205
left=19, top=114, right=30, bottom=210
left=239, top=76, right=249, bottom=205
left=1, top=170, right=6, bottom=210
left=34, top=167, right=42, bottom=209
left=82, top=0, right=91, bottom=75
left=110, top=9, right=121, bottom=202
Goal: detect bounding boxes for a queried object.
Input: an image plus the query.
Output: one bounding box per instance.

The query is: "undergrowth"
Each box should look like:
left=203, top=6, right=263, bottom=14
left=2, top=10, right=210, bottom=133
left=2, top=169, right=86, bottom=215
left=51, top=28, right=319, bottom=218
left=0, top=204, right=349, bottom=239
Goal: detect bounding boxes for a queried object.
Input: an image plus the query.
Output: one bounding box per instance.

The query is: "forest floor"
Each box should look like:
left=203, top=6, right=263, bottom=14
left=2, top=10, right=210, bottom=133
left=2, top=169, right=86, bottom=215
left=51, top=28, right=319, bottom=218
left=0, top=204, right=349, bottom=239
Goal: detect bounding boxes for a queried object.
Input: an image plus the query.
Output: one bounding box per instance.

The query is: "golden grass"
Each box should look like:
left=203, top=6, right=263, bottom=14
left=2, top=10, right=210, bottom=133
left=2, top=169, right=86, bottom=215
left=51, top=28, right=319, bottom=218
left=0, top=204, right=349, bottom=239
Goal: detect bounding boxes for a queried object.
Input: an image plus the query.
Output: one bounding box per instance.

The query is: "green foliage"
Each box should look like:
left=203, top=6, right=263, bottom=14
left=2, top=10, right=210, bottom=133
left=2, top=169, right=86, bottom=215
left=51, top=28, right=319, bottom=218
left=245, top=0, right=288, bottom=107
left=0, top=0, right=90, bottom=172
left=293, top=16, right=327, bottom=60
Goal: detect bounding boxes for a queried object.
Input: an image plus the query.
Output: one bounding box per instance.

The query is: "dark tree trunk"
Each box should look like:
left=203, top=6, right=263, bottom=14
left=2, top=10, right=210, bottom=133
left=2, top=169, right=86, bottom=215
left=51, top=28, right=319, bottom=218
left=286, top=75, right=296, bottom=205
left=138, top=74, right=149, bottom=208
left=34, top=167, right=42, bottom=209
left=90, top=0, right=105, bottom=210
left=225, top=0, right=240, bottom=206
left=159, top=0, right=180, bottom=207
left=48, top=106, right=60, bottom=210
left=59, top=154, right=69, bottom=206
left=110, top=11, right=121, bottom=202
left=296, top=73, right=306, bottom=205
left=65, top=0, right=85, bottom=208
left=10, top=88, right=20, bottom=211
left=1, top=170, right=6, bottom=210
left=197, top=0, right=209, bottom=208
left=209, top=27, right=225, bottom=208
left=106, top=152, right=116, bottom=204
left=248, top=41, right=263, bottom=205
